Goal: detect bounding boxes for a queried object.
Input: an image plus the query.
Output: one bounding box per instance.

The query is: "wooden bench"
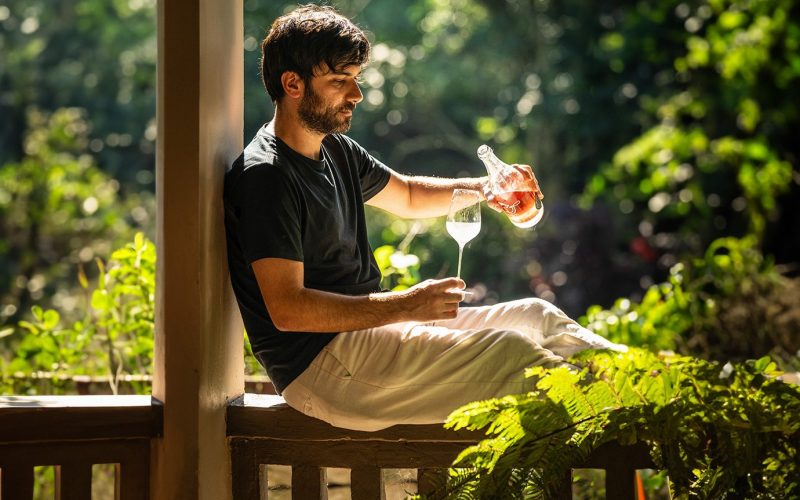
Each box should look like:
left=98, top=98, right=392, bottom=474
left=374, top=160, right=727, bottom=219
left=226, top=394, right=654, bottom=499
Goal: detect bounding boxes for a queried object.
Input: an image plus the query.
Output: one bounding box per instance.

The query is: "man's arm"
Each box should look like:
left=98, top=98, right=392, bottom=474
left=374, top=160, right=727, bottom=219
left=252, top=257, right=466, bottom=332
left=366, top=171, right=488, bottom=219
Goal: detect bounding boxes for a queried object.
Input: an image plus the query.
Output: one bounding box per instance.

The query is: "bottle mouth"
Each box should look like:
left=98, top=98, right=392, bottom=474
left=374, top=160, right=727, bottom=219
left=476, top=144, right=492, bottom=158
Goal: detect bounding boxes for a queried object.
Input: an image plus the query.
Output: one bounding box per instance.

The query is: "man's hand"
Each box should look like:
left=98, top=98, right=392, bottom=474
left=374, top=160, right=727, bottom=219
left=483, top=164, right=544, bottom=213
left=399, top=277, right=466, bottom=321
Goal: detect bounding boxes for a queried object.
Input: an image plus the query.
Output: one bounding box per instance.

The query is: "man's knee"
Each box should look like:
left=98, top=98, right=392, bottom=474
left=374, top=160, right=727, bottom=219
left=511, top=297, right=564, bottom=323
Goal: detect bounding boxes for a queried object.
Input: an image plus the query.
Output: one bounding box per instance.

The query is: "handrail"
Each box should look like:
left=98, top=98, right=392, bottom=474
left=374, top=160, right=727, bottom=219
left=0, top=395, right=163, bottom=499
left=227, top=393, right=655, bottom=500
left=0, top=395, right=163, bottom=443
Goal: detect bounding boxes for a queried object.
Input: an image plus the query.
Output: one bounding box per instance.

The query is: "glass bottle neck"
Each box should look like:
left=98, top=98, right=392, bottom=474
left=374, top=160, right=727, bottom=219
left=477, top=145, right=506, bottom=177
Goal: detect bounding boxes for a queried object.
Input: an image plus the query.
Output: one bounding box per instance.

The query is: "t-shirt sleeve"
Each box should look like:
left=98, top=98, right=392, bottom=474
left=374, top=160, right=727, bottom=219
left=234, top=165, right=304, bottom=264
left=339, top=135, right=391, bottom=201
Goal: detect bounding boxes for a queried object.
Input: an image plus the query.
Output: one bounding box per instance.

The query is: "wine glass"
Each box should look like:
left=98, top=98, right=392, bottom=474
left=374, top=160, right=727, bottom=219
left=446, top=189, right=482, bottom=279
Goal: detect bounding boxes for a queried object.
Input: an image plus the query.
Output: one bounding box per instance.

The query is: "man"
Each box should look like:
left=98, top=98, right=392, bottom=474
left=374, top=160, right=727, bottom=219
left=224, top=5, right=624, bottom=432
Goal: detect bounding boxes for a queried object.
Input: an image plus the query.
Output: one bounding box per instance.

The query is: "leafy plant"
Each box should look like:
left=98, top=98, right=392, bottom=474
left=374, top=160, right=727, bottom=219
left=581, top=236, right=800, bottom=369
left=430, top=348, right=800, bottom=499
left=3, top=233, right=155, bottom=394
left=374, top=244, right=422, bottom=292
left=582, top=0, right=799, bottom=260
left=0, top=108, right=153, bottom=327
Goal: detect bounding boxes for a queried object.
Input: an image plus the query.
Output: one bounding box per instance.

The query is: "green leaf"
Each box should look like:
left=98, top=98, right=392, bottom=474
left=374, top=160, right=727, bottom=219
left=78, top=264, right=89, bottom=289
left=42, top=309, right=60, bottom=330
left=31, top=305, right=44, bottom=322
left=91, top=289, right=112, bottom=312
left=18, top=321, right=39, bottom=335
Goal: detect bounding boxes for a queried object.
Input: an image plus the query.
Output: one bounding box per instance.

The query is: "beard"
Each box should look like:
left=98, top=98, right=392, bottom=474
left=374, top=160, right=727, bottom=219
left=298, top=84, right=355, bottom=135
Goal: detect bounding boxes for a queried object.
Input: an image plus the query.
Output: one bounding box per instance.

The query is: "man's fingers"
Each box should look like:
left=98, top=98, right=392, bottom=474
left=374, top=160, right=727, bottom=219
left=513, top=164, right=544, bottom=201
left=436, top=277, right=465, bottom=289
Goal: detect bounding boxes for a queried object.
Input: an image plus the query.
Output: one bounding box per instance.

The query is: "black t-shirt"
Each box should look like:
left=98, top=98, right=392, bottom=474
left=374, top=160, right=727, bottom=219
left=223, top=125, right=391, bottom=393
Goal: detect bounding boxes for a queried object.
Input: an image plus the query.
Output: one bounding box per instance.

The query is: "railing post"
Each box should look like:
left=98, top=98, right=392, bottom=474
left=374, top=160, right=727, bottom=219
left=605, top=464, right=637, bottom=500
left=418, top=468, right=448, bottom=497
left=56, top=463, right=93, bottom=500
left=1, top=464, right=34, bottom=499
left=551, top=469, right=572, bottom=500
left=230, top=439, right=259, bottom=500
left=292, top=465, right=327, bottom=500
left=351, top=466, right=385, bottom=500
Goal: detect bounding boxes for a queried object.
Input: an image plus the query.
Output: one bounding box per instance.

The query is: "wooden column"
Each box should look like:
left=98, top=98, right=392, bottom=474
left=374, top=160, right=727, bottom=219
left=153, top=0, right=244, bottom=498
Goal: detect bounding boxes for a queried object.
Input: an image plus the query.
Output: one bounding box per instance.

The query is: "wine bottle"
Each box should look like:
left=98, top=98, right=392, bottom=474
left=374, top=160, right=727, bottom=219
left=477, top=144, right=544, bottom=228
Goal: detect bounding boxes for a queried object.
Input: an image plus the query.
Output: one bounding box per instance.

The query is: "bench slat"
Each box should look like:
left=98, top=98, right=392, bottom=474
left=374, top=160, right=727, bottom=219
left=291, top=465, right=327, bottom=500
left=1, top=464, right=34, bottom=499
left=227, top=395, right=483, bottom=443
left=350, top=466, right=385, bottom=500
left=250, top=438, right=471, bottom=469
left=56, top=462, right=93, bottom=500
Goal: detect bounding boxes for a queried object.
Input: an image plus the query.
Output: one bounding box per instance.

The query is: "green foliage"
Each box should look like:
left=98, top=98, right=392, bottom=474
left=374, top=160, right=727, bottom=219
left=3, top=233, right=155, bottom=394
left=0, top=108, right=153, bottom=327
left=583, top=0, right=799, bottom=255
left=374, top=244, right=421, bottom=291
left=430, top=348, right=800, bottom=499
left=0, top=0, right=157, bottom=181
left=581, top=236, right=800, bottom=368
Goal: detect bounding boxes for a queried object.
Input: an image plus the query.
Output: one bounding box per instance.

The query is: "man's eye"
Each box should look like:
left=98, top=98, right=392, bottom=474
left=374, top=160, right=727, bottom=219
left=332, top=80, right=345, bottom=86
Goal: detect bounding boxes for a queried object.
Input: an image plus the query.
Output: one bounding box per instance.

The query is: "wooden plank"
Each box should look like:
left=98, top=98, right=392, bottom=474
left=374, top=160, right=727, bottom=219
left=605, top=464, right=636, bottom=500
left=291, top=465, right=327, bottom=500
left=118, top=439, right=150, bottom=500
left=56, top=462, right=93, bottom=500
left=230, top=439, right=259, bottom=500
left=0, top=395, right=154, bottom=408
left=254, top=439, right=470, bottom=469
left=1, top=464, right=34, bottom=499
left=350, top=466, right=385, bottom=500
left=580, top=442, right=653, bottom=469
left=0, top=439, right=151, bottom=468
left=551, top=469, right=572, bottom=500
left=417, top=468, right=447, bottom=497
left=226, top=395, right=483, bottom=443
left=0, top=396, right=163, bottom=443
left=259, top=464, right=269, bottom=500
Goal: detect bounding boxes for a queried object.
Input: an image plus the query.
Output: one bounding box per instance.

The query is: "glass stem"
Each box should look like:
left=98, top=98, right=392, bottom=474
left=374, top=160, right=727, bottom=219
left=457, top=244, right=464, bottom=279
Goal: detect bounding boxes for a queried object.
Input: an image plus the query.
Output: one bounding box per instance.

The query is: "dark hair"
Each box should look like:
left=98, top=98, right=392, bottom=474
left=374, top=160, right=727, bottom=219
left=261, top=4, right=370, bottom=102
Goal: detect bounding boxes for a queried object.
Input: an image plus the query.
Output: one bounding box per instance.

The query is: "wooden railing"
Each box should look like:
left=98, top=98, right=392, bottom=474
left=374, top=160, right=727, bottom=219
left=0, top=395, right=163, bottom=499
left=6, top=373, right=276, bottom=396
left=227, top=394, right=655, bottom=500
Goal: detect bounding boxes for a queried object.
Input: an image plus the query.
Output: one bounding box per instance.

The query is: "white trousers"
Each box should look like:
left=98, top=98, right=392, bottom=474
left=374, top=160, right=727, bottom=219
left=282, top=298, right=626, bottom=431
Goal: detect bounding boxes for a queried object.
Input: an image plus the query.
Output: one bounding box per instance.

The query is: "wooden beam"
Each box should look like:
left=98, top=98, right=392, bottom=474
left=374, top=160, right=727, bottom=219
left=291, top=465, right=328, bottom=500
left=0, top=439, right=151, bottom=467
left=227, top=394, right=484, bottom=443
left=0, top=396, right=162, bottom=443
left=153, top=0, right=243, bottom=497
left=251, top=439, right=471, bottom=469
left=350, top=466, right=385, bottom=500
left=0, top=464, right=33, bottom=499
left=55, top=463, right=93, bottom=500
left=230, top=439, right=260, bottom=500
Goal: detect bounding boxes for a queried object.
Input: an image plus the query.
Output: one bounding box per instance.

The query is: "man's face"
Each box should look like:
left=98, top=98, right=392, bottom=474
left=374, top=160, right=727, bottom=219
left=298, top=64, right=363, bottom=135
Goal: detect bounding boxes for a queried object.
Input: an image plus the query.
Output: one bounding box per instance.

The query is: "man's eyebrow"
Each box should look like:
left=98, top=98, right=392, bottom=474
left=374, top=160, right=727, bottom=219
left=330, top=68, right=362, bottom=77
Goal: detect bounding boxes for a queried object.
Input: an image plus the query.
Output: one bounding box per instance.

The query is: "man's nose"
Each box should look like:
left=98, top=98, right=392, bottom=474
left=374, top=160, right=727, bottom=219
left=348, top=81, right=363, bottom=104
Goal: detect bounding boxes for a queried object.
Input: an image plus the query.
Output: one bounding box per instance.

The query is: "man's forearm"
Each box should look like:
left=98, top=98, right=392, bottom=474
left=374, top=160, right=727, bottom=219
left=269, top=287, right=407, bottom=333
left=268, top=278, right=465, bottom=334
left=405, top=175, right=487, bottom=218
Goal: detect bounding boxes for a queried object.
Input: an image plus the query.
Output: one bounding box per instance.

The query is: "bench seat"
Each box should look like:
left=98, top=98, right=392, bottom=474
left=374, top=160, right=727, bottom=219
left=226, top=393, right=653, bottom=499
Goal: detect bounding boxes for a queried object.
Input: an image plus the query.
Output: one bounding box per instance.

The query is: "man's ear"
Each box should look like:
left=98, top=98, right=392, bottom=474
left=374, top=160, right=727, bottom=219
left=281, top=71, right=304, bottom=99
